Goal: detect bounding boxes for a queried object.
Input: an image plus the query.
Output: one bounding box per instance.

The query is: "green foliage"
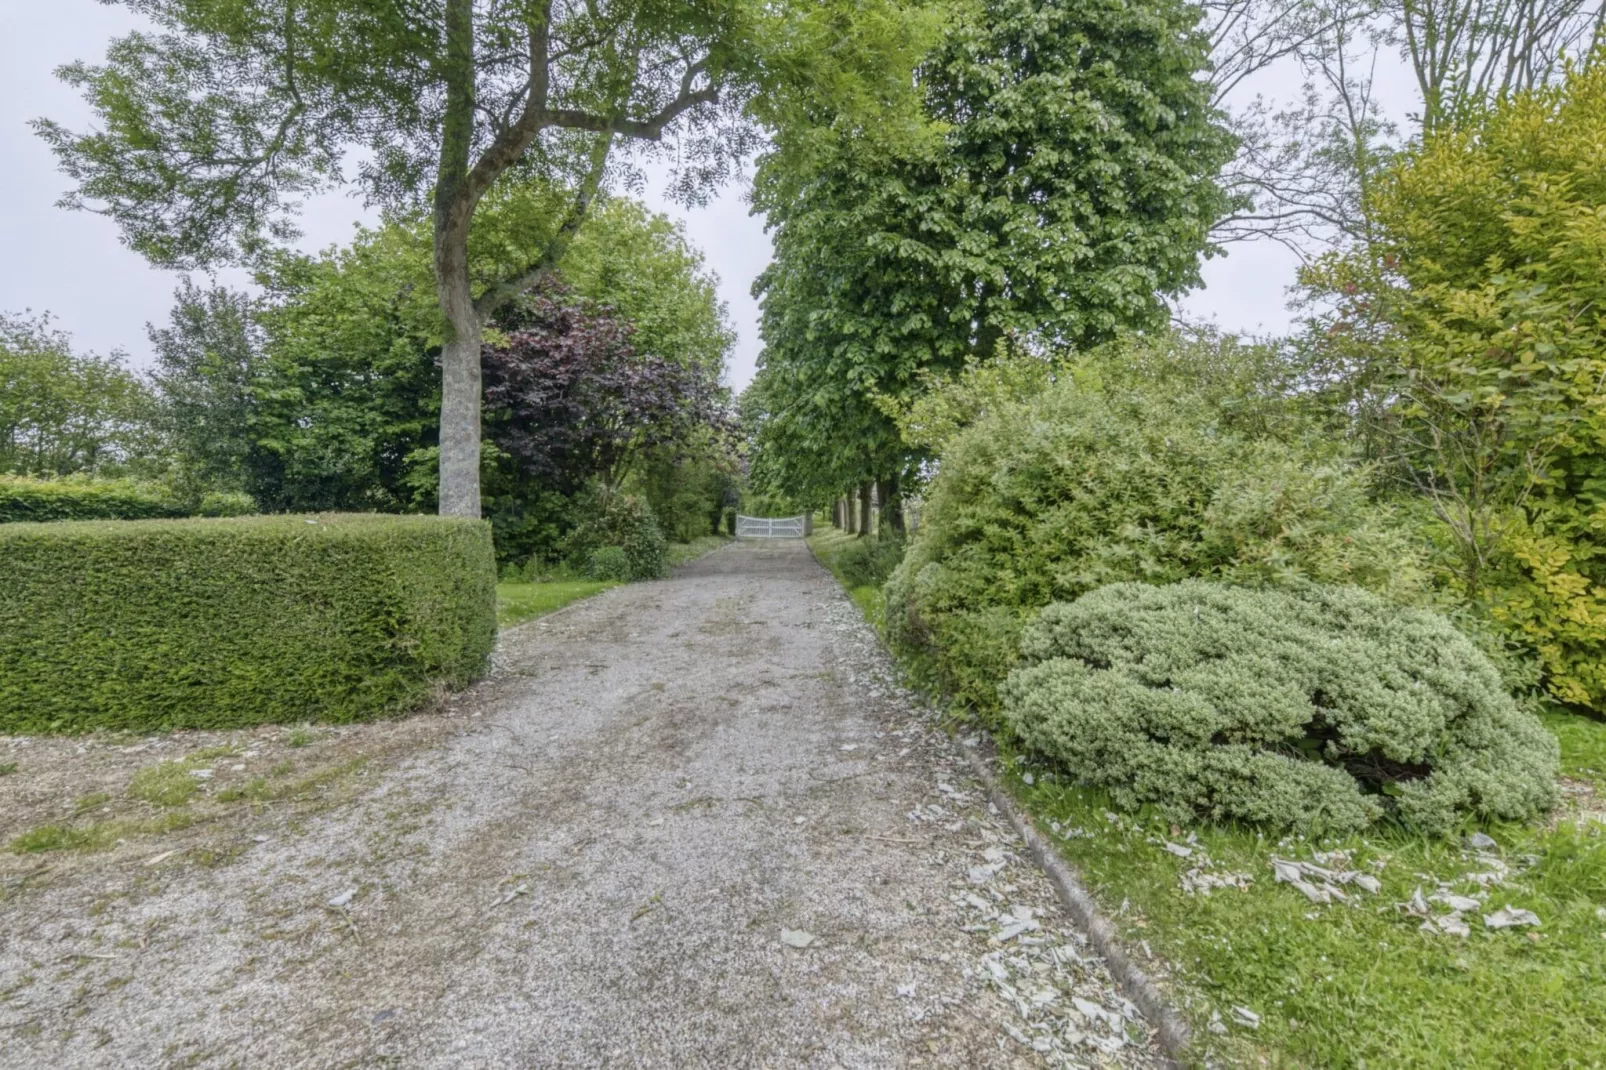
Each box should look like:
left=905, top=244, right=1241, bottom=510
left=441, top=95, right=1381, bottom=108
left=1303, top=59, right=1606, bottom=713
left=0, top=474, right=185, bottom=523
left=746, top=0, right=1236, bottom=501
left=195, top=490, right=256, bottom=517
left=885, top=339, right=1429, bottom=717
left=0, top=311, right=158, bottom=477
left=586, top=546, right=633, bottom=582
left=834, top=536, right=906, bottom=590
left=218, top=187, right=735, bottom=522
left=564, top=491, right=668, bottom=582
left=0, top=514, right=496, bottom=734
left=1005, top=581, right=1559, bottom=835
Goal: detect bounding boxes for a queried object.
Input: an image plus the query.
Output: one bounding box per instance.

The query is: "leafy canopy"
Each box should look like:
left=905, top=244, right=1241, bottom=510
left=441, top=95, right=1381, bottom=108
left=1302, top=57, right=1606, bottom=711
left=746, top=0, right=1236, bottom=501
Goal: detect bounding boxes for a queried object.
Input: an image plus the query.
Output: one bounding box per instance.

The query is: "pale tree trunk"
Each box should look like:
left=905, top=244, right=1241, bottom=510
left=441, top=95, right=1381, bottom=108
left=433, top=0, right=482, bottom=518
left=858, top=483, right=873, bottom=538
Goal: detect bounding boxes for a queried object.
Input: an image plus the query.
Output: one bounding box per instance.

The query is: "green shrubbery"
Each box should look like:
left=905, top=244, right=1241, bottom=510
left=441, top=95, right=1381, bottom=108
left=0, top=474, right=186, bottom=523
left=884, top=365, right=1427, bottom=717
left=834, top=536, right=906, bottom=589
left=0, top=514, right=496, bottom=733
left=564, top=490, right=668, bottom=581
left=585, top=545, right=633, bottom=582
left=1004, top=582, right=1559, bottom=835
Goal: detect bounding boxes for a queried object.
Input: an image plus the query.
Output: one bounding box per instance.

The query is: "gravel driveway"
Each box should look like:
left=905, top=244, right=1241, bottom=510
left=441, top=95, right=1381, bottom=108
left=0, top=540, right=1159, bottom=1068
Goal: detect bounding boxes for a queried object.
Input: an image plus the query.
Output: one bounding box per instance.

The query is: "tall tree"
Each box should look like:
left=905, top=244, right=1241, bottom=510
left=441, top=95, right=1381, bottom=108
left=0, top=313, right=156, bottom=476
left=36, top=0, right=929, bottom=516
left=747, top=0, right=1235, bottom=504
left=148, top=280, right=266, bottom=496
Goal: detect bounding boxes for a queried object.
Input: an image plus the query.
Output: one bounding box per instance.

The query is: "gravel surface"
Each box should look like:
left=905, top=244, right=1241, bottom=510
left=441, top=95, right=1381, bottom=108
left=0, top=540, right=1159, bottom=1068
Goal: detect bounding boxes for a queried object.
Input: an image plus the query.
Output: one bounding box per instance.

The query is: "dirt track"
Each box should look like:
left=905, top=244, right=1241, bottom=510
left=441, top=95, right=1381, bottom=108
left=0, top=540, right=1156, bottom=1068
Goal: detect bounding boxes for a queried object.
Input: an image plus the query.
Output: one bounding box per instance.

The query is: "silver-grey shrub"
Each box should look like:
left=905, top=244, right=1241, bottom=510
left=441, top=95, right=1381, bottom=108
left=1002, top=581, right=1559, bottom=835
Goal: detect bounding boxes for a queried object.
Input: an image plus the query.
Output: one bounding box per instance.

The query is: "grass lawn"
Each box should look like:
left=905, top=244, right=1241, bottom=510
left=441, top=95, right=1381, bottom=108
left=496, top=580, right=617, bottom=628
left=496, top=535, right=731, bottom=629
left=812, top=545, right=1606, bottom=1068
left=666, top=533, right=732, bottom=568
left=807, top=526, right=886, bottom=622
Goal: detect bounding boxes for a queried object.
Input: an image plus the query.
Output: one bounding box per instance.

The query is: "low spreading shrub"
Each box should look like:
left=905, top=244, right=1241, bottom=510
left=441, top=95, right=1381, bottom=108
left=1003, top=581, right=1559, bottom=835
left=0, top=474, right=186, bottom=523
left=884, top=374, right=1428, bottom=718
left=0, top=514, right=496, bottom=733
left=564, top=490, right=667, bottom=581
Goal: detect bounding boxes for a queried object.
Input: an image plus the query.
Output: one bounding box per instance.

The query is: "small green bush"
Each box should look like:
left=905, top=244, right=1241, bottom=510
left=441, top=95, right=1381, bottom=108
left=196, top=490, right=256, bottom=517
left=564, top=490, right=667, bottom=581
left=885, top=373, right=1429, bottom=718
left=0, top=474, right=186, bottom=523
left=0, top=514, right=496, bottom=733
left=1003, top=581, right=1559, bottom=835
left=586, top=545, right=633, bottom=582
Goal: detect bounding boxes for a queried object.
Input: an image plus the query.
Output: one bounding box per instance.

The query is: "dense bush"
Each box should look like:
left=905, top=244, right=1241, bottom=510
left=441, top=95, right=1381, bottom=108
left=1004, top=582, right=1559, bottom=835
left=1301, top=61, right=1606, bottom=713
left=0, top=514, right=496, bottom=733
left=585, top=545, right=633, bottom=582
left=884, top=372, right=1428, bottom=717
left=0, top=474, right=186, bottom=523
left=564, top=490, right=667, bottom=581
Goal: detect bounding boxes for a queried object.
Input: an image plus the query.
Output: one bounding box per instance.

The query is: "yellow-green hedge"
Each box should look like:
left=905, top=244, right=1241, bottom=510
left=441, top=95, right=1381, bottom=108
left=0, top=474, right=187, bottom=523
left=0, top=514, right=496, bottom=733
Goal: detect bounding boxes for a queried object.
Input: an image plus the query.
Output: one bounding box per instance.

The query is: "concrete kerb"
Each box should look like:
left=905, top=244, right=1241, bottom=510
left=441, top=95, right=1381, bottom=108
left=956, top=739, right=1194, bottom=1064
left=802, top=535, right=1194, bottom=1063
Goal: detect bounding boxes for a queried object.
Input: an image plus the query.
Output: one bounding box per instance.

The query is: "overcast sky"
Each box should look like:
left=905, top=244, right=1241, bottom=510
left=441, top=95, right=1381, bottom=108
left=1, top=2, right=1393, bottom=390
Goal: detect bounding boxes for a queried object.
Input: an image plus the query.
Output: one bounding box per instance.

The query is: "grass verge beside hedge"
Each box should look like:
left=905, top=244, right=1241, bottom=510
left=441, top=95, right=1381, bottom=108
left=0, top=514, right=496, bottom=733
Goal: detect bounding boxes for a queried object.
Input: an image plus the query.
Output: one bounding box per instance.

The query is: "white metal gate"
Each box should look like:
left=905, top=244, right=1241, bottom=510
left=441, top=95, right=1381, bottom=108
left=736, top=514, right=807, bottom=539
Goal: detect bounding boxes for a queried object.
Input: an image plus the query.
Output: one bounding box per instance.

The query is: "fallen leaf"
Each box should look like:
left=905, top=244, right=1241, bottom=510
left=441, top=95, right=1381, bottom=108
left=327, top=889, right=356, bottom=909
left=1484, top=905, right=1541, bottom=929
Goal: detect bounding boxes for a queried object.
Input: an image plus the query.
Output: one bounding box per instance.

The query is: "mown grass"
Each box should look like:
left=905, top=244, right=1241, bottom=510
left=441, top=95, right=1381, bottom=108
left=496, top=579, right=617, bottom=628
left=812, top=547, right=1606, bottom=1067
left=1002, top=736, right=1606, bottom=1068
left=496, top=536, right=729, bottom=629
left=666, top=534, right=732, bottom=569
left=807, top=526, right=887, bottom=625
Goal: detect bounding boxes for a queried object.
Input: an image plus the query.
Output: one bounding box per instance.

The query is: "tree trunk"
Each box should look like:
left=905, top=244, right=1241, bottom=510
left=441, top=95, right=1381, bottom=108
left=883, top=471, right=905, bottom=536
left=433, top=0, right=481, bottom=518
left=844, top=494, right=856, bottom=533
left=858, top=482, right=873, bottom=538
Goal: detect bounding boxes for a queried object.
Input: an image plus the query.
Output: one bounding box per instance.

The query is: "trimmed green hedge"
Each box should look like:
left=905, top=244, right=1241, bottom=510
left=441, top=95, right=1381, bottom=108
left=0, top=475, right=188, bottom=523
left=0, top=514, right=497, bottom=733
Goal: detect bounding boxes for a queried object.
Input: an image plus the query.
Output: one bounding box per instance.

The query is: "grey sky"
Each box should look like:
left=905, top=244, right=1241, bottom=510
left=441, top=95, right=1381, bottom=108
left=0, top=1, right=1385, bottom=390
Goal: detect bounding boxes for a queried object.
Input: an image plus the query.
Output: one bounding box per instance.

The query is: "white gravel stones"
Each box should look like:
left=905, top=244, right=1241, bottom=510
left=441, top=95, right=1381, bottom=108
left=824, top=596, right=1157, bottom=1067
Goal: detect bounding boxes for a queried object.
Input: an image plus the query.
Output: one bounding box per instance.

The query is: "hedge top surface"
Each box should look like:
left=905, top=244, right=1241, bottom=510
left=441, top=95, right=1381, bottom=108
left=1003, top=581, right=1560, bottom=835
left=0, top=511, right=466, bottom=538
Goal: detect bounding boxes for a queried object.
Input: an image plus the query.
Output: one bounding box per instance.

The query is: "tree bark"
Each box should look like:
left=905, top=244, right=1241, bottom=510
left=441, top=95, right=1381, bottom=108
left=433, top=0, right=481, bottom=518
left=883, top=471, right=905, bottom=536
left=858, top=482, right=873, bottom=538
